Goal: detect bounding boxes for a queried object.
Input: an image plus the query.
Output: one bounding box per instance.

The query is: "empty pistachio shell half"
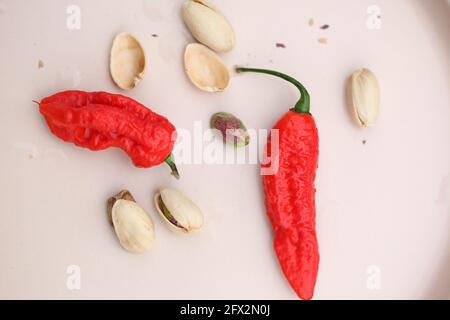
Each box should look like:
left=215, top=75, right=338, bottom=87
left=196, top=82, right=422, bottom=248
left=184, top=43, right=230, bottom=92
left=211, top=112, right=250, bottom=147
left=154, top=188, right=203, bottom=234
left=110, top=32, right=146, bottom=90
left=107, top=190, right=154, bottom=253
left=349, top=68, right=380, bottom=127
left=181, top=0, right=235, bottom=52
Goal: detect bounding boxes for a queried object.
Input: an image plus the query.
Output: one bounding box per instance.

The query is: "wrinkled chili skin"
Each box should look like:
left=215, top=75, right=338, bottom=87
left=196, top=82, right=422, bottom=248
left=262, top=111, right=319, bottom=300
left=39, top=91, right=176, bottom=168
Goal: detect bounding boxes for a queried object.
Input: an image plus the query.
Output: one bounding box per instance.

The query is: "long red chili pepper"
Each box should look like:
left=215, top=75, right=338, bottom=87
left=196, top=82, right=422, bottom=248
left=236, top=67, right=319, bottom=300
left=37, top=90, right=179, bottom=178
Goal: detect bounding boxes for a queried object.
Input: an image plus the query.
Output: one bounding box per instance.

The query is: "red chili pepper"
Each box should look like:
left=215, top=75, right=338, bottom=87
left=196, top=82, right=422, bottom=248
left=37, top=90, right=179, bottom=178
left=236, top=67, right=319, bottom=300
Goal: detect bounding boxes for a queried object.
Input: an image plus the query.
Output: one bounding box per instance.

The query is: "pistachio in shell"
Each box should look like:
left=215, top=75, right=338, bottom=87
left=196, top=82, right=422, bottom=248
left=184, top=43, right=230, bottom=92
left=181, top=0, right=235, bottom=52
left=107, top=190, right=154, bottom=253
left=107, top=189, right=135, bottom=225
left=154, top=188, right=203, bottom=234
left=110, top=32, right=146, bottom=90
left=211, top=112, right=250, bottom=147
left=348, top=68, right=380, bottom=127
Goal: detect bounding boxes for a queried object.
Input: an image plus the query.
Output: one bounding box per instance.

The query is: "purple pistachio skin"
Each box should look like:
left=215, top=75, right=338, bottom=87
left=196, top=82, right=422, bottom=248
left=210, top=112, right=250, bottom=147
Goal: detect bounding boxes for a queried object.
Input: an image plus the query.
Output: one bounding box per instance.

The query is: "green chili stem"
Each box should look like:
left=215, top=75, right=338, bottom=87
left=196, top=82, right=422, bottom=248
left=165, top=153, right=180, bottom=179
left=235, top=67, right=310, bottom=114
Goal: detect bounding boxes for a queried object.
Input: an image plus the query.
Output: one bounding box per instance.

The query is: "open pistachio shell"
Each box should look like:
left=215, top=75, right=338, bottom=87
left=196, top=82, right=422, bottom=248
left=110, top=32, right=146, bottom=90
left=154, top=187, right=203, bottom=234
left=184, top=43, right=230, bottom=92
left=181, top=0, right=235, bottom=52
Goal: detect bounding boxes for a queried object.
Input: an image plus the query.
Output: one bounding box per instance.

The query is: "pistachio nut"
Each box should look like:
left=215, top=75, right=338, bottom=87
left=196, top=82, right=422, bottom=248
left=154, top=188, right=203, bottom=234
left=110, top=32, right=146, bottom=90
left=348, top=68, right=380, bottom=127
left=210, top=112, right=250, bottom=147
left=184, top=43, right=230, bottom=92
left=181, top=0, right=235, bottom=52
left=107, top=190, right=155, bottom=253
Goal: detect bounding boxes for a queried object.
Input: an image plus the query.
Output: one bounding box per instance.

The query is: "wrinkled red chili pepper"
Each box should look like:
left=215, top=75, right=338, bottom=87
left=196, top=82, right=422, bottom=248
left=236, top=67, right=319, bottom=300
left=37, top=90, right=179, bottom=178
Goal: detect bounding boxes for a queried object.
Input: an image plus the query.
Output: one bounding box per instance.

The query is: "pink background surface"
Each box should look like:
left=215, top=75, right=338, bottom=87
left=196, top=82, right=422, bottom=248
left=0, top=0, right=449, bottom=299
